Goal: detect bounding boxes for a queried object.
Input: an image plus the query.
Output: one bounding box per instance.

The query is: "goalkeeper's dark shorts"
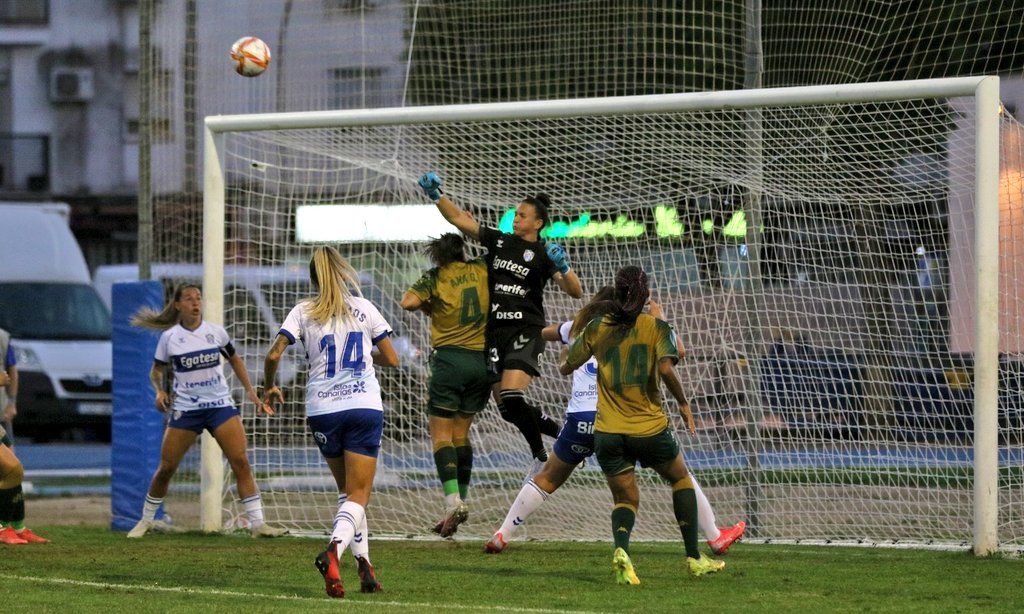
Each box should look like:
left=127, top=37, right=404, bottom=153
left=426, top=347, right=492, bottom=417
left=594, top=428, right=680, bottom=476
left=486, top=325, right=545, bottom=378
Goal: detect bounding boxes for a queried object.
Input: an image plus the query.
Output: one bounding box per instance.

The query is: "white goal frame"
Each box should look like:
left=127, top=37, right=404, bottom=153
left=202, top=76, right=1001, bottom=554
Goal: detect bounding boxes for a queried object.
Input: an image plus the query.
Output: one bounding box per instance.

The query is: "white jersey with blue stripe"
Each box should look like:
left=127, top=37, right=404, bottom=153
left=559, top=320, right=597, bottom=415
left=280, top=296, right=392, bottom=418
left=154, top=321, right=235, bottom=412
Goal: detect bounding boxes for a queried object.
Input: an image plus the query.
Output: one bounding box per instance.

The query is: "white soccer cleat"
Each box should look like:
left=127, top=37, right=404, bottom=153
left=250, top=523, right=289, bottom=538
left=437, top=501, right=469, bottom=538
left=127, top=519, right=153, bottom=539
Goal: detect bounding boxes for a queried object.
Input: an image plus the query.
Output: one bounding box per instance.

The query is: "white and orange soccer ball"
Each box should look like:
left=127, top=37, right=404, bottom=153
left=230, top=36, right=270, bottom=77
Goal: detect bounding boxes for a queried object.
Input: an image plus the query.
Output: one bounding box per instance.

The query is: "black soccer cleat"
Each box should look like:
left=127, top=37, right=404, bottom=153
left=314, top=542, right=345, bottom=598
left=356, top=555, right=383, bottom=593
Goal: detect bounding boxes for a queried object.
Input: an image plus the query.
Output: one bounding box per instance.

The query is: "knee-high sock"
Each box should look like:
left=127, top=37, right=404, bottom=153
left=0, top=485, right=15, bottom=525
left=671, top=475, right=700, bottom=559
left=499, top=389, right=546, bottom=460
left=691, top=472, right=719, bottom=541
left=611, top=503, right=637, bottom=553
left=332, top=500, right=366, bottom=558
left=496, top=478, right=548, bottom=539
left=433, top=441, right=460, bottom=506
left=336, top=494, right=370, bottom=562
left=454, top=438, right=473, bottom=501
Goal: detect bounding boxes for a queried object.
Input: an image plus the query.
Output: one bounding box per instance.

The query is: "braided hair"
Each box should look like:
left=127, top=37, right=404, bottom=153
left=609, top=265, right=650, bottom=332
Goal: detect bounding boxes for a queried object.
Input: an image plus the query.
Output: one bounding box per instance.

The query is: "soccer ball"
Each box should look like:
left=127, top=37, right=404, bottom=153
left=230, top=36, right=271, bottom=77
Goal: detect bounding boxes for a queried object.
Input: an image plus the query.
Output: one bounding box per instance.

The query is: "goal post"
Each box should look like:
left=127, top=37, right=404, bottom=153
left=201, top=76, right=1008, bottom=553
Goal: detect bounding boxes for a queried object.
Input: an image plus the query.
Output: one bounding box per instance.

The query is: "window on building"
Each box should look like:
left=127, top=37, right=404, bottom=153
left=0, top=0, right=48, bottom=25
left=329, top=66, right=386, bottom=109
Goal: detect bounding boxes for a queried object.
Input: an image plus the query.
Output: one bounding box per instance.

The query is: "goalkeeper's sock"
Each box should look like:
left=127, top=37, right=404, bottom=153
left=611, top=504, right=637, bottom=553
left=433, top=442, right=461, bottom=505
left=527, top=403, right=562, bottom=439
left=499, top=390, right=547, bottom=460
left=671, top=475, right=701, bottom=559
left=332, top=501, right=365, bottom=558
left=241, top=493, right=265, bottom=529
left=692, top=473, right=719, bottom=541
left=454, top=438, right=473, bottom=501
left=497, top=479, right=548, bottom=539
left=141, top=494, right=163, bottom=522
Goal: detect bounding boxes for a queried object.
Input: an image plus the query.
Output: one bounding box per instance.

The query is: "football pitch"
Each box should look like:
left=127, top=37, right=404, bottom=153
left=1, top=527, right=1022, bottom=612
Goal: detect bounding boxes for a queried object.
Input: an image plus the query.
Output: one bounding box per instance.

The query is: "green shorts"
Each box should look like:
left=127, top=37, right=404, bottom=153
left=427, top=347, right=492, bottom=417
left=594, top=428, right=680, bottom=476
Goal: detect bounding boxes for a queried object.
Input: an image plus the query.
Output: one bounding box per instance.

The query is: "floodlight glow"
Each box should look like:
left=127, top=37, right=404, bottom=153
left=295, top=204, right=454, bottom=243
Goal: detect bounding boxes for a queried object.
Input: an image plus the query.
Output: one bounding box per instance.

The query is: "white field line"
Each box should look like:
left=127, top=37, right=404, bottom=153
left=0, top=573, right=602, bottom=614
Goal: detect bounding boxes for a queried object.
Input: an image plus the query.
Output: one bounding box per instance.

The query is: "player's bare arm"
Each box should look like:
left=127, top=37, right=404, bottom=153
left=553, top=269, right=583, bottom=299
left=149, top=362, right=170, bottom=412
left=262, top=334, right=290, bottom=410
left=419, top=172, right=481, bottom=240
left=372, top=336, right=400, bottom=368
left=559, top=340, right=590, bottom=376
left=541, top=323, right=561, bottom=342
left=658, top=357, right=694, bottom=435
left=228, top=353, right=273, bottom=416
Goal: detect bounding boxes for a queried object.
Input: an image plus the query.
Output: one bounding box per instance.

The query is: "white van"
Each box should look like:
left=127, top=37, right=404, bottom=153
left=0, top=203, right=112, bottom=440
left=93, top=262, right=421, bottom=387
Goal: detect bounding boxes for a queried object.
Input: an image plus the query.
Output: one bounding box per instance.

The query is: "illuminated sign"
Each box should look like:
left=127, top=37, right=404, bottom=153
left=499, top=206, right=748, bottom=240
left=294, top=203, right=751, bottom=243
left=295, top=204, right=454, bottom=243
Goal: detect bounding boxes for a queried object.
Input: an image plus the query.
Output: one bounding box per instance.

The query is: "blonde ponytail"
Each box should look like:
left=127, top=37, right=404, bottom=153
left=131, top=284, right=200, bottom=331
left=308, top=246, right=362, bottom=324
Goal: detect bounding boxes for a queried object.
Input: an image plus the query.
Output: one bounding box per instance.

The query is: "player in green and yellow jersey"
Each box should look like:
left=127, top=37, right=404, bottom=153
left=561, top=265, right=725, bottom=582
left=401, top=233, right=491, bottom=538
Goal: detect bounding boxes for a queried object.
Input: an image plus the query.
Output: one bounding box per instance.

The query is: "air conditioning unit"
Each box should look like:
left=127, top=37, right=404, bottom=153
left=49, top=68, right=95, bottom=103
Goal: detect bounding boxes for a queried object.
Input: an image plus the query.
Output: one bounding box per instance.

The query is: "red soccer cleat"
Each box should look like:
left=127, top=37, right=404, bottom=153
left=314, top=542, right=345, bottom=598
left=483, top=532, right=507, bottom=554
left=16, top=528, right=49, bottom=544
left=0, top=526, right=28, bottom=545
left=356, top=555, right=382, bottom=593
left=707, top=521, right=746, bottom=555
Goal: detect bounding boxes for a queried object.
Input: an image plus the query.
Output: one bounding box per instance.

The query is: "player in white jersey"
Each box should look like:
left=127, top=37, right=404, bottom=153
left=485, top=288, right=745, bottom=555
left=263, top=246, right=398, bottom=599
left=126, top=284, right=285, bottom=539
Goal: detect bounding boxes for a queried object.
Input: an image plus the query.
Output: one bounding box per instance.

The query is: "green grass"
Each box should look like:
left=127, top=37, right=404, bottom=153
left=1, top=526, right=1022, bottom=613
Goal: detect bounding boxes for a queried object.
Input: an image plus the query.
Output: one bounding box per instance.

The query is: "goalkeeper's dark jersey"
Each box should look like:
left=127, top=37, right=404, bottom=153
left=478, top=225, right=556, bottom=329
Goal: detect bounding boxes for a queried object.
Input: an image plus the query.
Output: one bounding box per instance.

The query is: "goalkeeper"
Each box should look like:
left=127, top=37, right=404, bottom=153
left=485, top=289, right=745, bottom=556
left=401, top=233, right=491, bottom=538
left=418, top=172, right=583, bottom=463
left=559, top=266, right=725, bottom=582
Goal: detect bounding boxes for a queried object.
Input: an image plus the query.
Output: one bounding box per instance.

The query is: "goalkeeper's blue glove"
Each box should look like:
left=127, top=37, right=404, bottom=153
left=546, top=242, right=570, bottom=274
left=418, top=172, right=442, bottom=202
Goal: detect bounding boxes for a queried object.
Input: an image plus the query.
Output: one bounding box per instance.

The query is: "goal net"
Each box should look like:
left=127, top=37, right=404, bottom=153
left=200, top=78, right=1020, bottom=551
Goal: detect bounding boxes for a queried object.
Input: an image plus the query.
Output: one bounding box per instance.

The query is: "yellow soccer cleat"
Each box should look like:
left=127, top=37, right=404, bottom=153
left=612, top=547, right=641, bottom=585
left=687, top=555, right=726, bottom=577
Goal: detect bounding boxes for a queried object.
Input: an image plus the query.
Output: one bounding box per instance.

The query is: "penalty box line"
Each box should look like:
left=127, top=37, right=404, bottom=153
left=0, top=573, right=601, bottom=614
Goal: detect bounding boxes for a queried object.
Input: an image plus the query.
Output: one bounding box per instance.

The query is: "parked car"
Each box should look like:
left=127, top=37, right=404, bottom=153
left=0, top=203, right=112, bottom=441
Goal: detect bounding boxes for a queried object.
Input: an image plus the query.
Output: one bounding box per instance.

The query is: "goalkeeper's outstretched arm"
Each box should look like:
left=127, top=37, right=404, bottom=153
left=418, top=172, right=480, bottom=240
